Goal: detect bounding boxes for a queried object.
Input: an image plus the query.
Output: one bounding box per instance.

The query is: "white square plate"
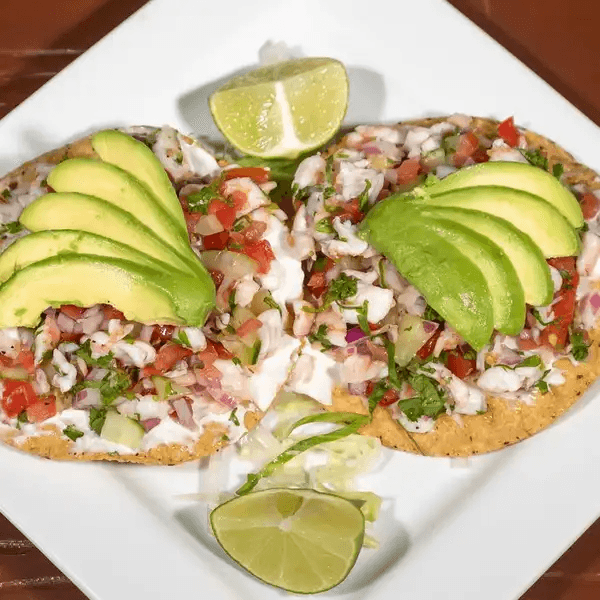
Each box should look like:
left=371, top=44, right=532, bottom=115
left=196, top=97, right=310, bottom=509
left=1, top=1, right=600, bottom=599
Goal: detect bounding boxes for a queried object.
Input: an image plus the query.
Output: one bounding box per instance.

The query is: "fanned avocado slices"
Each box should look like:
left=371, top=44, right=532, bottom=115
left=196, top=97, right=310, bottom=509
left=416, top=186, right=579, bottom=258
left=411, top=205, right=554, bottom=306
left=361, top=202, right=494, bottom=349
left=0, top=255, right=214, bottom=329
left=429, top=161, right=583, bottom=228
left=20, top=192, right=204, bottom=278
left=47, top=158, right=190, bottom=250
left=91, top=129, right=189, bottom=236
left=0, top=230, right=175, bottom=285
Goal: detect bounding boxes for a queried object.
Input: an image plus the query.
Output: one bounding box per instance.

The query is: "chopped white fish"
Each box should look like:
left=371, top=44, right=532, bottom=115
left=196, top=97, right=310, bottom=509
left=181, top=327, right=207, bottom=352
left=448, top=376, right=486, bottom=415
left=293, top=154, right=325, bottom=189
left=340, top=354, right=387, bottom=384
left=235, top=275, right=261, bottom=308
left=314, top=306, right=347, bottom=347
left=112, top=340, right=156, bottom=368
left=180, top=135, right=220, bottom=179
left=292, top=300, right=315, bottom=337
left=286, top=344, right=339, bottom=405
left=321, top=217, right=369, bottom=257
left=477, top=365, right=542, bottom=394
left=336, top=160, right=384, bottom=202
left=222, top=177, right=270, bottom=216
left=51, top=349, right=77, bottom=393
left=290, top=205, right=315, bottom=260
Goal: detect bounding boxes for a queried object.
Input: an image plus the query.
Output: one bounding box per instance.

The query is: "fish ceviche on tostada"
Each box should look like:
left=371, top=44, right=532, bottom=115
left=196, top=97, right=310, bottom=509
left=0, top=126, right=306, bottom=463
left=291, top=115, right=600, bottom=456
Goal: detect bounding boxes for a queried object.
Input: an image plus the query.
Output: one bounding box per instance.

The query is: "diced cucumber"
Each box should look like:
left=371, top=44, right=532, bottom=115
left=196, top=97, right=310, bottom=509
left=152, top=376, right=173, bottom=401
left=100, top=411, right=144, bottom=449
left=394, top=313, right=432, bottom=367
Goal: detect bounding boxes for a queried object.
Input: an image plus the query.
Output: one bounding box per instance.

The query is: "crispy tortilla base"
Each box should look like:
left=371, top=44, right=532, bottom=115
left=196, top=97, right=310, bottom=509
left=332, top=115, right=600, bottom=456
left=0, top=130, right=261, bottom=464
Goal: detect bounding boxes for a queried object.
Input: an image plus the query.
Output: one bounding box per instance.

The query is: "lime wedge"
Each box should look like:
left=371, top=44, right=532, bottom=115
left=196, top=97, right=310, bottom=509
left=209, top=58, right=349, bottom=159
left=210, top=488, right=365, bottom=593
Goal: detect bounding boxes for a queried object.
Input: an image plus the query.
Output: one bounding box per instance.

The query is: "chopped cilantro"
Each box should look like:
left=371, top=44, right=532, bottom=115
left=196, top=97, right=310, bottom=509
left=383, top=338, right=403, bottom=389
left=174, top=151, right=184, bottom=165
left=291, top=183, right=312, bottom=204
left=570, top=330, right=590, bottom=362
left=75, top=340, right=114, bottom=368
left=519, top=148, right=548, bottom=170
left=0, top=220, right=24, bottom=236
left=308, top=324, right=333, bottom=350
left=357, top=180, right=372, bottom=213
left=63, top=424, right=84, bottom=441
left=315, top=218, right=335, bottom=234
left=75, top=368, right=131, bottom=406
left=530, top=307, right=555, bottom=326
left=515, top=355, right=542, bottom=368
left=327, top=273, right=358, bottom=304
left=462, top=348, right=477, bottom=361
left=187, top=182, right=220, bottom=214
left=399, top=374, right=446, bottom=422
left=250, top=340, right=262, bottom=365
left=356, top=301, right=370, bottom=335
left=367, top=380, right=390, bottom=413
left=237, top=154, right=303, bottom=203
left=535, top=379, right=549, bottom=394
left=229, top=408, right=240, bottom=427
left=232, top=356, right=242, bottom=366
left=1, top=189, right=11, bottom=198
left=552, top=163, right=564, bottom=179
left=313, top=255, right=329, bottom=272
left=423, top=305, right=442, bottom=322
left=16, top=411, right=28, bottom=429
left=89, top=407, right=108, bottom=435
left=263, top=294, right=282, bottom=314
left=175, top=329, right=191, bottom=347
left=228, top=289, right=237, bottom=312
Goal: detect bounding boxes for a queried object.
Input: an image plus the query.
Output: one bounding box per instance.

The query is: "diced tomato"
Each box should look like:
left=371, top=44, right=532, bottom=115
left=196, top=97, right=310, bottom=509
left=338, top=198, right=364, bottom=224
left=498, top=117, right=519, bottom=147
left=60, top=304, right=87, bottom=320
left=205, top=339, right=233, bottom=359
left=453, top=132, right=480, bottom=166
left=416, top=329, right=442, bottom=360
left=208, top=199, right=237, bottom=229
left=16, top=349, right=35, bottom=375
left=0, top=354, right=12, bottom=367
left=580, top=193, right=600, bottom=221
left=203, top=230, right=229, bottom=250
left=446, top=347, right=476, bottom=379
left=236, top=318, right=262, bottom=338
left=103, top=305, right=126, bottom=321
left=209, top=269, right=225, bottom=287
left=141, top=365, right=163, bottom=378
left=539, top=257, right=579, bottom=349
left=240, top=240, right=275, bottom=274
left=26, top=396, right=57, bottom=423
left=154, top=343, right=193, bottom=372
left=395, top=158, right=421, bottom=185
left=1, top=380, right=37, bottom=418
left=379, top=389, right=399, bottom=407
left=307, top=271, right=327, bottom=298
left=241, top=221, right=268, bottom=244
left=471, top=147, right=490, bottom=163
left=518, top=329, right=539, bottom=351
left=223, top=167, right=271, bottom=184
left=151, top=325, right=176, bottom=344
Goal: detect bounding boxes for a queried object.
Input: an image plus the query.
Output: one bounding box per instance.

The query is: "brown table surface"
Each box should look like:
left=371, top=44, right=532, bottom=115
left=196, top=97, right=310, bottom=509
left=1, top=0, right=600, bottom=598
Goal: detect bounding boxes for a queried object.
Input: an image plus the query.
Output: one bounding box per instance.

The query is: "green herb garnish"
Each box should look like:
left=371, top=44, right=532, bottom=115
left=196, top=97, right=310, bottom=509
left=229, top=408, right=240, bottom=427
left=187, top=181, right=220, bottom=213
left=63, top=424, right=84, bottom=441
left=356, top=301, right=370, bottom=335
left=570, top=330, right=590, bottom=361
left=263, top=294, right=282, bottom=314
left=75, top=340, right=114, bottom=368
left=552, top=163, right=564, bottom=179
left=89, top=407, right=108, bottom=435
left=0, top=220, right=24, bottom=236
left=175, top=329, right=191, bottom=347
left=398, top=374, right=447, bottom=422
left=315, top=218, right=335, bottom=234
left=519, top=148, right=549, bottom=170
left=308, top=324, right=333, bottom=350
left=357, top=180, right=372, bottom=213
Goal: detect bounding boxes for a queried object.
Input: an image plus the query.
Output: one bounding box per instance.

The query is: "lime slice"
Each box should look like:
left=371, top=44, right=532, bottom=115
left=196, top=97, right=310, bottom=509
left=209, top=57, right=349, bottom=159
left=210, top=488, right=365, bottom=593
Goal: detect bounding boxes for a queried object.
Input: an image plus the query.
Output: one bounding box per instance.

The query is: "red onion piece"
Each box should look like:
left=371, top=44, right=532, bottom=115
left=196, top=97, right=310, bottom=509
left=347, top=382, right=367, bottom=396
left=56, top=313, right=76, bottom=333
left=74, top=387, right=101, bottom=408
left=422, top=320, right=439, bottom=334
left=345, top=327, right=366, bottom=343
left=590, top=292, right=600, bottom=311
left=172, top=398, right=197, bottom=430
left=362, top=144, right=382, bottom=155
left=141, top=418, right=161, bottom=432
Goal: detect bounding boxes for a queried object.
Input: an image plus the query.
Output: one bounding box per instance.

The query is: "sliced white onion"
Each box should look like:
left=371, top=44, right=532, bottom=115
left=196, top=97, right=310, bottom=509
left=195, top=214, right=224, bottom=235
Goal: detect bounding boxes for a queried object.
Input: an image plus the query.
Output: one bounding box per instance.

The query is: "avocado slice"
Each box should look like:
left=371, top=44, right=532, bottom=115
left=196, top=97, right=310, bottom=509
left=421, top=216, right=525, bottom=335
left=92, top=130, right=188, bottom=237
left=0, top=230, right=176, bottom=285
left=20, top=192, right=203, bottom=278
left=0, top=254, right=215, bottom=328
left=429, top=162, right=583, bottom=228
left=47, top=158, right=190, bottom=252
left=361, top=203, right=493, bottom=350
left=414, top=206, right=553, bottom=306
left=416, top=186, right=579, bottom=258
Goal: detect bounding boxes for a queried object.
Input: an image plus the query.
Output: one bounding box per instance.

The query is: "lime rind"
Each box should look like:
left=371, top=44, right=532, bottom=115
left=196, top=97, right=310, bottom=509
left=210, top=488, right=365, bottom=594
